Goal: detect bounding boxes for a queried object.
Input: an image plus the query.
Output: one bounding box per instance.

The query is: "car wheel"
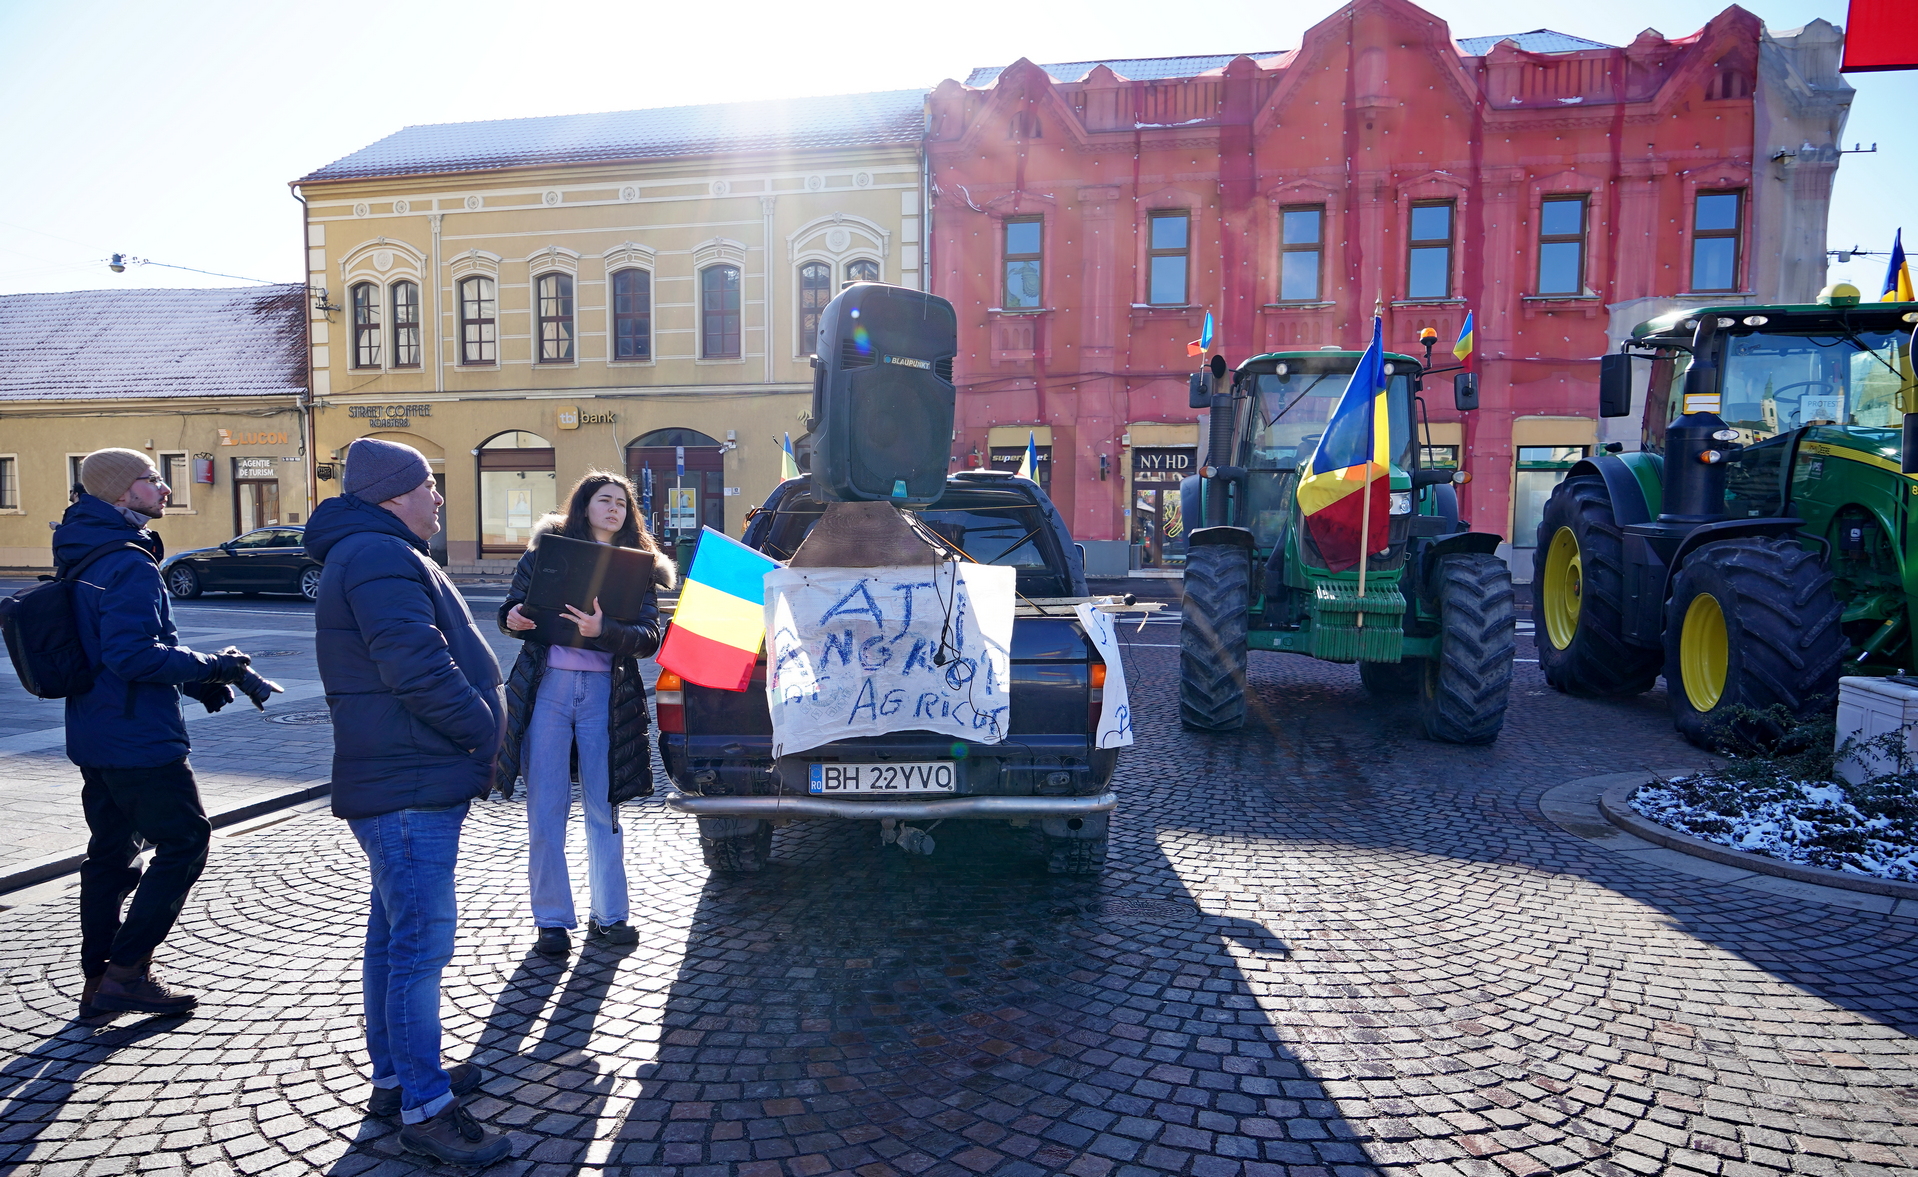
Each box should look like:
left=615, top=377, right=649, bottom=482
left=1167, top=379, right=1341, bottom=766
left=165, top=565, right=202, bottom=600
left=299, top=566, right=322, bottom=602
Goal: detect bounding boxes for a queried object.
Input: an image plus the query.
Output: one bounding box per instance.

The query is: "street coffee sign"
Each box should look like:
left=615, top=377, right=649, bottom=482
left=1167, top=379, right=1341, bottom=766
left=1131, top=447, right=1195, bottom=485
left=348, top=403, right=434, bottom=429
left=557, top=405, right=618, bottom=430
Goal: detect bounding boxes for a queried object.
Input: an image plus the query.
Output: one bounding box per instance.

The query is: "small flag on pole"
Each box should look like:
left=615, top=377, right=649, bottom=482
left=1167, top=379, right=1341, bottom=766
left=780, top=432, right=800, bottom=481
left=1453, top=311, right=1475, bottom=370
left=656, top=528, right=781, bottom=692
left=1186, top=310, right=1215, bottom=357
left=1016, top=431, right=1037, bottom=481
left=1882, top=230, right=1913, bottom=302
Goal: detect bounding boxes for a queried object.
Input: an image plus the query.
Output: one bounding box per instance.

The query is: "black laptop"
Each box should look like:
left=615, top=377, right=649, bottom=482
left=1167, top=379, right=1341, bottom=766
left=522, top=533, right=657, bottom=648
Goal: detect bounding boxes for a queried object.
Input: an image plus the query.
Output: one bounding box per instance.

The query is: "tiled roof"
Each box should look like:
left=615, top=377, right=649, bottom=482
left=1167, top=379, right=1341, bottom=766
left=0, top=285, right=307, bottom=402
left=1456, top=30, right=1616, bottom=55
left=299, top=90, right=929, bottom=184
left=964, top=54, right=1284, bottom=87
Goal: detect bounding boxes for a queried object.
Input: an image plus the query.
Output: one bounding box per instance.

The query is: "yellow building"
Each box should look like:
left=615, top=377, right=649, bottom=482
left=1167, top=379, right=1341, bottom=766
left=0, top=286, right=310, bottom=570
left=294, top=89, right=928, bottom=571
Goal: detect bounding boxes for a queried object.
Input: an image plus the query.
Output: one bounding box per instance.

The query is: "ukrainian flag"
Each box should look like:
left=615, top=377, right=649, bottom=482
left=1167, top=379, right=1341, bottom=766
left=1296, top=317, right=1393, bottom=572
left=1883, top=230, right=1913, bottom=302
left=656, top=528, right=781, bottom=691
left=781, top=432, right=800, bottom=481
left=1453, top=311, right=1475, bottom=368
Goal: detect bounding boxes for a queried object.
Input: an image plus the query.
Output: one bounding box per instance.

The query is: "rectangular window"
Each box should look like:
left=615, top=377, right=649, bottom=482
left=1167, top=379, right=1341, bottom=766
left=391, top=281, right=421, bottom=368
left=352, top=283, right=381, bottom=368
left=536, top=273, right=574, bottom=363
left=1692, top=191, right=1742, bottom=293
left=612, top=269, right=651, bottom=360
left=1003, top=218, right=1042, bottom=309
left=1536, top=196, right=1587, bottom=296
left=1279, top=206, right=1323, bottom=301
left=1407, top=202, right=1454, bottom=299
left=701, top=265, right=741, bottom=358
left=1147, top=211, right=1189, bottom=305
left=1512, top=446, right=1588, bottom=548
left=460, top=277, right=496, bottom=364
left=1419, top=445, right=1459, bottom=468
left=0, top=456, right=16, bottom=509
left=159, top=453, right=189, bottom=509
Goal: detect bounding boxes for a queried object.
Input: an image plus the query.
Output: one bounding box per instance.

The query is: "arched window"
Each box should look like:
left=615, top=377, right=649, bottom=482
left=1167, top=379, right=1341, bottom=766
left=477, top=430, right=556, bottom=557
left=459, top=276, right=496, bottom=364
left=799, top=262, right=832, bottom=352
left=626, top=429, right=724, bottom=539
left=844, top=258, right=880, bottom=288
left=390, top=281, right=421, bottom=368
left=611, top=268, right=651, bottom=360
left=351, top=282, right=381, bottom=368
left=701, top=265, right=741, bottom=358
left=536, top=273, right=574, bottom=363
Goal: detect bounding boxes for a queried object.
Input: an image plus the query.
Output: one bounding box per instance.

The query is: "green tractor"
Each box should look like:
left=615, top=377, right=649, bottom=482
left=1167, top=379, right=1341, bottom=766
left=1178, top=346, right=1517, bottom=744
left=1537, top=285, right=1918, bottom=746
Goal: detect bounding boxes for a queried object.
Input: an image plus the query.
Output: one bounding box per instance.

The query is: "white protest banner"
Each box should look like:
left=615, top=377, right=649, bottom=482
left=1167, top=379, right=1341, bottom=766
left=764, top=562, right=1015, bottom=758
left=1072, top=603, right=1135, bottom=748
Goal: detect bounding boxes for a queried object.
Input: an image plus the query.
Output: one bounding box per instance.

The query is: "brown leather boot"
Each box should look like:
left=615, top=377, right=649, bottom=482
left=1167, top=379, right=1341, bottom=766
left=92, top=960, right=197, bottom=1014
left=397, top=1099, right=511, bottom=1166
left=77, top=975, right=118, bottom=1025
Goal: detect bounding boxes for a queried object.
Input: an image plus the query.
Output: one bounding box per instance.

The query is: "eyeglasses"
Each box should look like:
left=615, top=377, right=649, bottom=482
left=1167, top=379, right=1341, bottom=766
left=137, top=474, right=167, bottom=486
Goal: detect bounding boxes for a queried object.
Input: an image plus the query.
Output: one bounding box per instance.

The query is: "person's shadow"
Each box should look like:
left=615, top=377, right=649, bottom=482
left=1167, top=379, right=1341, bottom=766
left=0, top=1009, right=189, bottom=1165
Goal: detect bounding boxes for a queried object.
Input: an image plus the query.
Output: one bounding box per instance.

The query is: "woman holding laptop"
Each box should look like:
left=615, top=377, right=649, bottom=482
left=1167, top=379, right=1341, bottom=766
left=496, top=471, right=675, bottom=958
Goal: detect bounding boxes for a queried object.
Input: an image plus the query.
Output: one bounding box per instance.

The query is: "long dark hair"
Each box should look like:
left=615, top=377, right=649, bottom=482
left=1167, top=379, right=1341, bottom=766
left=560, top=470, right=660, bottom=555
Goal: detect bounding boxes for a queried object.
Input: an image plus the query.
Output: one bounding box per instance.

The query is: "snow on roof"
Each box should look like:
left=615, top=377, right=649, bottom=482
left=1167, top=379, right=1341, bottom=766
left=299, top=90, right=929, bottom=184
left=1455, top=30, right=1616, bottom=55
left=0, top=285, right=307, bottom=402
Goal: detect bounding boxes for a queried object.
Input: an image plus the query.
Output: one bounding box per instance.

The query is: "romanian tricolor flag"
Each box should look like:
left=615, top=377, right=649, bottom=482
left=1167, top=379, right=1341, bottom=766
left=1882, top=230, right=1914, bottom=303
left=656, top=528, right=781, bottom=691
left=1296, top=317, right=1392, bottom=572
left=1186, top=310, right=1214, bottom=357
left=1453, top=311, right=1475, bottom=369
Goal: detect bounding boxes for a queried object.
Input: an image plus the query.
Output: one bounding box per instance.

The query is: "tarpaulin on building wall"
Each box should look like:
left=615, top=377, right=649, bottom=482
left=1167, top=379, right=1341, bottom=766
left=1843, top=0, right=1918, bottom=72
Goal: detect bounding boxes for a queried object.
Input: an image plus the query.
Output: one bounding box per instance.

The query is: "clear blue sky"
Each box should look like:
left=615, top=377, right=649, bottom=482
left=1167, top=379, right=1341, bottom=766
left=0, top=0, right=1906, bottom=298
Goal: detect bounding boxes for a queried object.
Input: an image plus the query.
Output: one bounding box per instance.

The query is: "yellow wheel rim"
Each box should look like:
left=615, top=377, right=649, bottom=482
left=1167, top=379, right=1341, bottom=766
left=1680, top=592, right=1729, bottom=713
left=1542, top=527, right=1583, bottom=651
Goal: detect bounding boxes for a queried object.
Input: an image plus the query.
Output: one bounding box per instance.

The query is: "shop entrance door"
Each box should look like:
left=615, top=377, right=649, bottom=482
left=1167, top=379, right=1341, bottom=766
left=626, top=429, right=725, bottom=542
left=1130, top=446, right=1193, bottom=567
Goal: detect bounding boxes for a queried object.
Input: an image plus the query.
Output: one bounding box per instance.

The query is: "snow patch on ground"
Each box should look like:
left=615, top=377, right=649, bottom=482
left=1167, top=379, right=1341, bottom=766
left=1632, top=774, right=1918, bottom=883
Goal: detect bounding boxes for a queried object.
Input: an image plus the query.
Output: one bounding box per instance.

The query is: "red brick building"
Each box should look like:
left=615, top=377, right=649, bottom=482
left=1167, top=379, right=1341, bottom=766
left=925, top=0, right=1851, bottom=575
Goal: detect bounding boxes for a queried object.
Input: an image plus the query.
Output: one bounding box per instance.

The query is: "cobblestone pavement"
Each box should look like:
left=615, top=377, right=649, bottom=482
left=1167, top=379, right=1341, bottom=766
left=2, top=624, right=1915, bottom=1177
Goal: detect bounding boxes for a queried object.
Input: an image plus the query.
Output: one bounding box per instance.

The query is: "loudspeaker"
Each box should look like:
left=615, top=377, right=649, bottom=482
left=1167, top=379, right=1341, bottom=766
left=811, top=283, right=958, bottom=506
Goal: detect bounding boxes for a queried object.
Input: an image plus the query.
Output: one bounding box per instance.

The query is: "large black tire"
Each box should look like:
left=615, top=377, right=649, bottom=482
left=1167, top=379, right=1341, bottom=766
left=1046, top=836, right=1108, bottom=875
left=1417, top=554, right=1516, bottom=744
left=165, top=565, right=201, bottom=600
left=698, top=819, right=773, bottom=872
left=1179, top=543, right=1250, bottom=730
left=1663, top=537, right=1844, bottom=750
left=1359, top=659, right=1423, bottom=696
left=299, top=565, right=322, bottom=602
left=1533, top=475, right=1661, bottom=696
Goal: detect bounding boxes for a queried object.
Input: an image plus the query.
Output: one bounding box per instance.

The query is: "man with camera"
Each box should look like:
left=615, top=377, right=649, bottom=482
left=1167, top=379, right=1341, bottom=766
left=53, top=447, right=280, bottom=1020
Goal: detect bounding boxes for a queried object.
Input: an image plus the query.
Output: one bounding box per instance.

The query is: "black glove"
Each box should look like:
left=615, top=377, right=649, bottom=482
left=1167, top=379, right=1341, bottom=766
left=237, top=667, right=284, bottom=711
left=203, top=646, right=253, bottom=685
left=182, top=681, right=234, bottom=714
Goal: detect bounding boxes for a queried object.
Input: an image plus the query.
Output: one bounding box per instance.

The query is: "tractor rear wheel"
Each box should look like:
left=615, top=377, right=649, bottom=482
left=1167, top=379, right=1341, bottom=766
left=1417, top=554, right=1516, bottom=744
left=1359, top=659, right=1423, bottom=696
left=1179, top=543, right=1250, bottom=730
left=1663, top=536, right=1844, bottom=750
left=1534, top=475, right=1661, bottom=696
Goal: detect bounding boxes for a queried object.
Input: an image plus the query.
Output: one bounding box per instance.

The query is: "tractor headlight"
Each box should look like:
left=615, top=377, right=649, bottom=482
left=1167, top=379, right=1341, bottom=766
left=1388, top=491, right=1413, bottom=515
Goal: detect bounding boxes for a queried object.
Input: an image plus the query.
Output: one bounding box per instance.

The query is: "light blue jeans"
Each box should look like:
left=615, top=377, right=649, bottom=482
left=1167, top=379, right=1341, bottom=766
left=525, top=668, right=628, bottom=929
left=349, top=801, right=466, bottom=1123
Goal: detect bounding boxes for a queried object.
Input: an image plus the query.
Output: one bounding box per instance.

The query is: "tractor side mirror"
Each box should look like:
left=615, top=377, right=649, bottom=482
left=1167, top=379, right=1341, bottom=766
left=1599, top=354, right=1634, bottom=418
left=1188, top=370, right=1213, bottom=409
left=1453, top=372, right=1479, bottom=412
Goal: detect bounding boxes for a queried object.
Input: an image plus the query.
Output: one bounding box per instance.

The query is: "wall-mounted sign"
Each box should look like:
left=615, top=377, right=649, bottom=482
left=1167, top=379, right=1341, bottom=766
left=316, top=463, right=336, bottom=482
left=218, top=429, right=291, bottom=447
left=556, top=406, right=618, bottom=430
left=235, top=457, right=277, bottom=479
left=347, top=404, right=433, bottom=429
left=1131, top=447, right=1196, bottom=485
left=666, top=487, right=697, bottom=532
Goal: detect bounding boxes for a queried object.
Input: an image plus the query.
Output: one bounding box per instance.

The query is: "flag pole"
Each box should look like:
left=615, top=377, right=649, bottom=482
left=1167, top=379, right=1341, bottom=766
left=1357, top=305, right=1382, bottom=629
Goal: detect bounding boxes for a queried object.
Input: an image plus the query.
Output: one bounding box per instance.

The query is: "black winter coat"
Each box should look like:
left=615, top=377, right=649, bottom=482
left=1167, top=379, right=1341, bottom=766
left=305, top=493, right=506, bottom=820
left=495, top=528, right=672, bottom=805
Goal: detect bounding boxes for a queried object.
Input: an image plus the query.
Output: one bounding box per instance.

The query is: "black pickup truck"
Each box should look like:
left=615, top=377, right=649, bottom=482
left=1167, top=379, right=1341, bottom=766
left=658, top=470, right=1120, bottom=874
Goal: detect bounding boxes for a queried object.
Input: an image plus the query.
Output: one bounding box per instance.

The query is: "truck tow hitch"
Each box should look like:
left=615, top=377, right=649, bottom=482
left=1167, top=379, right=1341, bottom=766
left=881, top=817, right=944, bottom=856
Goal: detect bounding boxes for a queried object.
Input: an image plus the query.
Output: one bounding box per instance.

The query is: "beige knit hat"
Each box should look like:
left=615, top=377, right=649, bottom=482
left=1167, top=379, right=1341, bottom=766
left=80, top=448, right=156, bottom=503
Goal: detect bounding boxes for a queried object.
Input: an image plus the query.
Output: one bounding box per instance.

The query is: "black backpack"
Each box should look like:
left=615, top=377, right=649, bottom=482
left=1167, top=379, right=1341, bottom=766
left=0, top=541, right=156, bottom=699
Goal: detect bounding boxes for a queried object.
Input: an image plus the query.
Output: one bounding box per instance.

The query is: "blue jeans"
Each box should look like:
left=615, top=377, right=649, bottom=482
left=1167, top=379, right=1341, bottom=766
left=349, top=801, right=467, bottom=1123
left=525, top=668, right=628, bottom=928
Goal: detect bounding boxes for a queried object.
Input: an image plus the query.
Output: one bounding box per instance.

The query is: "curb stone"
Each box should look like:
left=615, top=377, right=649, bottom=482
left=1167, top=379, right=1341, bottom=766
left=0, top=777, right=331, bottom=896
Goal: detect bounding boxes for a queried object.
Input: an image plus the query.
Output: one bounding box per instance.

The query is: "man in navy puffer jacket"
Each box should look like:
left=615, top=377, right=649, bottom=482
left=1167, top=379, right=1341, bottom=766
left=303, top=437, right=509, bottom=1167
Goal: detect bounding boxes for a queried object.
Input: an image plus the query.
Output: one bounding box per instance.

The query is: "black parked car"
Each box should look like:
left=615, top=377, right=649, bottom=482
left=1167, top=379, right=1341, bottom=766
left=161, top=525, right=322, bottom=601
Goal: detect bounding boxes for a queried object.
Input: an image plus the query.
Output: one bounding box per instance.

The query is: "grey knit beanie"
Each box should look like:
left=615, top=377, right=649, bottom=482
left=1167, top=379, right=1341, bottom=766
left=80, top=448, right=156, bottom=504
left=343, top=437, right=430, bottom=504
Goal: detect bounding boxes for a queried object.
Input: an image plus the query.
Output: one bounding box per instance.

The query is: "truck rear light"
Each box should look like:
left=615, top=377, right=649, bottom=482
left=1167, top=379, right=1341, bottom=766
left=655, top=670, right=685, bottom=733
left=1089, top=659, right=1106, bottom=730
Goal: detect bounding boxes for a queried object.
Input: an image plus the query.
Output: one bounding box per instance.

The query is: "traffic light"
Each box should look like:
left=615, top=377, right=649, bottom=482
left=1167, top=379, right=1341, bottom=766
left=810, top=283, right=958, bottom=506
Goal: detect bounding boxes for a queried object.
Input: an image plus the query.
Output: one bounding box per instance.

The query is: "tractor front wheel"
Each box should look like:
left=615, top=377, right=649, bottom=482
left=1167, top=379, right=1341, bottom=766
left=1663, top=536, right=1844, bottom=749
left=1179, top=543, right=1250, bottom=730
left=1417, top=553, right=1516, bottom=744
left=1534, top=475, right=1661, bottom=696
